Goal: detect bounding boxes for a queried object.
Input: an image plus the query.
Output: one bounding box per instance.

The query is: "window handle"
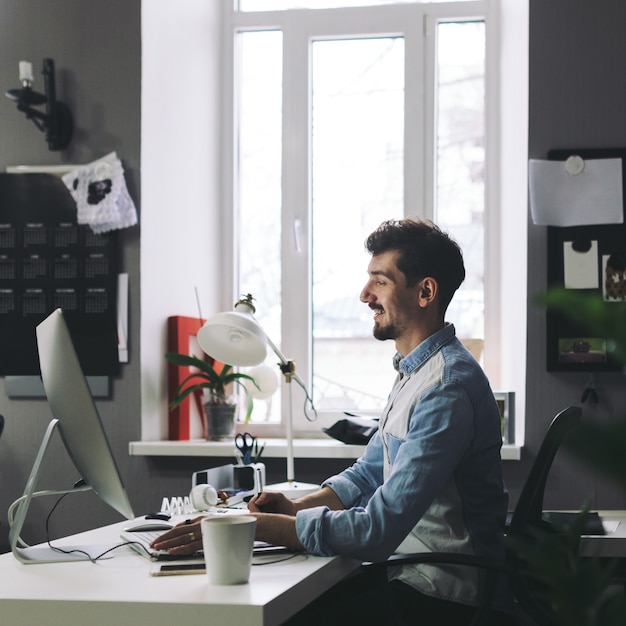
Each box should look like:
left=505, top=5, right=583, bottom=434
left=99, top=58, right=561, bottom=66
left=293, top=218, right=303, bottom=253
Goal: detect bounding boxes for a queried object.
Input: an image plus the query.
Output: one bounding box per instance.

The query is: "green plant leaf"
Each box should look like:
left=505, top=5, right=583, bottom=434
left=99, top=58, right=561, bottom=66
left=165, top=351, right=260, bottom=422
left=169, top=382, right=213, bottom=408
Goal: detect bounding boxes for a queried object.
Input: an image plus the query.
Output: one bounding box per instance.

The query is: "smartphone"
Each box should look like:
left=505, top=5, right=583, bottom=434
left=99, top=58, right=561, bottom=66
left=150, top=562, right=206, bottom=576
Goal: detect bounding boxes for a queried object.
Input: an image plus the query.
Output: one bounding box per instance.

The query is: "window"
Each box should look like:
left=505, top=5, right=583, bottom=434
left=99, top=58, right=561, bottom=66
left=221, top=1, right=527, bottom=438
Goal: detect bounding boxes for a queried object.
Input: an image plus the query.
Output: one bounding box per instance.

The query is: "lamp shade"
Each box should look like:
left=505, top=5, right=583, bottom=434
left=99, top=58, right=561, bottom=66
left=243, top=364, right=279, bottom=399
left=197, top=310, right=267, bottom=367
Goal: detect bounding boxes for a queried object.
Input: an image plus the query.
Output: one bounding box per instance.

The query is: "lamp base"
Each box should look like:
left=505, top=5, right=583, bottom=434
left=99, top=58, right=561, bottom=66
left=264, top=480, right=319, bottom=500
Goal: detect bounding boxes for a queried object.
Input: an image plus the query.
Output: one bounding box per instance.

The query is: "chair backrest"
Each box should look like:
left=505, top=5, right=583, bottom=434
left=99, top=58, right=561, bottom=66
left=0, top=413, right=3, bottom=439
left=507, top=405, right=583, bottom=625
left=509, top=405, right=582, bottom=534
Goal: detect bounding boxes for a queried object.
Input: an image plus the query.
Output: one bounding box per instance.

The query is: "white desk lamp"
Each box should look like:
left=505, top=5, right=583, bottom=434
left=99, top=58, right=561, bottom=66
left=197, top=294, right=319, bottom=498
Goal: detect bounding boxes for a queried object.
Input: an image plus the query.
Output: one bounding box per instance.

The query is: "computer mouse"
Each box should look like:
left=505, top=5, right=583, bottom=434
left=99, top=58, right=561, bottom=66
left=145, top=512, right=171, bottom=521
left=123, top=521, right=174, bottom=532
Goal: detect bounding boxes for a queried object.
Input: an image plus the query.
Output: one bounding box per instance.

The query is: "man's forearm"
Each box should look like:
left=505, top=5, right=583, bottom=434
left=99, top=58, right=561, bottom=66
left=253, top=513, right=304, bottom=551
left=292, top=485, right=344, bottom=512
left=251, top=486, right=344, bottom=551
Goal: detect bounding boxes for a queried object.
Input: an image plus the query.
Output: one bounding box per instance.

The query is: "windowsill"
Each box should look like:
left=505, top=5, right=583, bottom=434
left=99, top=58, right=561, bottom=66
left=129, top=439, right=522, bottom=461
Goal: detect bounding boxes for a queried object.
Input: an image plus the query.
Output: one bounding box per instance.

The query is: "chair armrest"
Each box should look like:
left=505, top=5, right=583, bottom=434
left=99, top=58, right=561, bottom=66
left=362, top=551, right=511, bottom=574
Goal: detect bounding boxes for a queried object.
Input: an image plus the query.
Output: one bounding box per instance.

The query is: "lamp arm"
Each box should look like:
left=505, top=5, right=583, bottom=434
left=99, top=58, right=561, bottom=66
left=265, top=335, right=317, bottom=422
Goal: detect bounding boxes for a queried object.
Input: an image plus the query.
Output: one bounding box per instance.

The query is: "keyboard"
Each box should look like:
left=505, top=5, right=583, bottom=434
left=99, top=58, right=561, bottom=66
left=121, top=528, right=190, bottom=561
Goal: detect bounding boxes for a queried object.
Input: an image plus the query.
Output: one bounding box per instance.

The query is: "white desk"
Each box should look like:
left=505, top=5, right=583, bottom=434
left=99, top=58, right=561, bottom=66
left=1, top=512, right=624, bottom=625
left=0, top=520, right=360, bottom=626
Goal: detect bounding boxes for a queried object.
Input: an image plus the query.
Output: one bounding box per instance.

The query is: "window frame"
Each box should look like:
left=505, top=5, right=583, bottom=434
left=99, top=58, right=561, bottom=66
left=220, top=1, right=524, bottom=439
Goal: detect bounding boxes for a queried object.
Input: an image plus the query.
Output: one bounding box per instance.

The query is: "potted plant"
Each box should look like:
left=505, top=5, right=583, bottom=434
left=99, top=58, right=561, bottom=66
left=165, top=352, right=259, bottom=440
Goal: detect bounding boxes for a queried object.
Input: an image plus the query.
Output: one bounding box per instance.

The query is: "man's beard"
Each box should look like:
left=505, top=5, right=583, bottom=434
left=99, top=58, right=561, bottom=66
left=373, top=320, right=398, bottom=342
left=370, top=305, right=398, bottom=341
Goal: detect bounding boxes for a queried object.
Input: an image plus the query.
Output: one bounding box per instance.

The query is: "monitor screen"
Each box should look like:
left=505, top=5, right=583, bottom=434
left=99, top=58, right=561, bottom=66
left=36, top=308, right=134, bottom=520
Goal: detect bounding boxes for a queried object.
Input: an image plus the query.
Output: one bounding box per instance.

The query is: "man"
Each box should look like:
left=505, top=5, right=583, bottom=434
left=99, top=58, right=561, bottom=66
left=152, top=218, right=513, bottom=624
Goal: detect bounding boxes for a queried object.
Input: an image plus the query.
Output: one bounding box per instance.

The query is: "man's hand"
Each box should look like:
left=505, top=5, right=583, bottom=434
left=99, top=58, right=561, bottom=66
left=247, top=492, right=304, bottom=551
left=149, top=516, right=205, bottom=556
left=248, top=485, right=344, bottom=514
left=247, top=491, right=296, bottom=515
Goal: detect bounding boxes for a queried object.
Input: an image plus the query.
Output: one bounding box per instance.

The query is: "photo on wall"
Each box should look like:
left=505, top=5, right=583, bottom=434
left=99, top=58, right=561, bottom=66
left=603, top=252, right=626, bottom=301
left=558, top=337, right=608, bottom=365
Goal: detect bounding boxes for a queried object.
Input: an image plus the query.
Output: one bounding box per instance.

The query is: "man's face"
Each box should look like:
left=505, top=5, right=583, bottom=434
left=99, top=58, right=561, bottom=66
left=359, top=250, right=420, bottom=344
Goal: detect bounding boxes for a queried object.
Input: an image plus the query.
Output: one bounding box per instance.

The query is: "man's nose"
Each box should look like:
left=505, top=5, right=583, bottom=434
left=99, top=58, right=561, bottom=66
left=359, top=283, right=371, bottom=303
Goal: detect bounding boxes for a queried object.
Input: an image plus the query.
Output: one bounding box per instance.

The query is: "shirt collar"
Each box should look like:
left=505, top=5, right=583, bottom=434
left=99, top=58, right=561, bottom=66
left=393, top=323, right=456, bottom=377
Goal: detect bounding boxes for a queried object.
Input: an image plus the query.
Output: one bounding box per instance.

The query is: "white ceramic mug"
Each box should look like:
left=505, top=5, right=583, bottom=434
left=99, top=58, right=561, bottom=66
left=201, top=515, right=256, bottom=584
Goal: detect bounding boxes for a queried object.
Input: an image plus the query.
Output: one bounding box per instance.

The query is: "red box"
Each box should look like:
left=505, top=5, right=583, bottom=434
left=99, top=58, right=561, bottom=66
left=167, top=315, right=224, bottom=440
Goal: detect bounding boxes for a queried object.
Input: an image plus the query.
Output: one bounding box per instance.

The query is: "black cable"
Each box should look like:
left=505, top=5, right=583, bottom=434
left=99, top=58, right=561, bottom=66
left=44, top=488, right=301, bottom=564
left=95, top=541, right=154, bottom=560
left=252, top=552, right=302, bottom=566
left=45, top=492, right=97, bottom=561
left=43, top=486, right=146, bottom=563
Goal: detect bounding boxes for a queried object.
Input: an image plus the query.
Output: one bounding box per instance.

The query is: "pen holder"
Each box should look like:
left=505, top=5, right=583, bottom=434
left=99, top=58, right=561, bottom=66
left=191, top=462, right=266, bottom=504
left=234, top=463, right=265, bottom=492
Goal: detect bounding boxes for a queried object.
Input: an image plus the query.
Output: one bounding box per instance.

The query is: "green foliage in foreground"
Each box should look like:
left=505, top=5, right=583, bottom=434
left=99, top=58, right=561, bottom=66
left=522, top=289, right=626, bottom=625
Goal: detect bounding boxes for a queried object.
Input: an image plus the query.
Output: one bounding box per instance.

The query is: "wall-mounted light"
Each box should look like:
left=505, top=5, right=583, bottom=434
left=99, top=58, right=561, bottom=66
left=5, top=58, right=73, bottom=151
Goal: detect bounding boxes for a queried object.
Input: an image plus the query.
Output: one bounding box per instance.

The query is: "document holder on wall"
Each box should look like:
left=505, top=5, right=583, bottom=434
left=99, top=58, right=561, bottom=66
left=546, top=148, right=626, bottom=372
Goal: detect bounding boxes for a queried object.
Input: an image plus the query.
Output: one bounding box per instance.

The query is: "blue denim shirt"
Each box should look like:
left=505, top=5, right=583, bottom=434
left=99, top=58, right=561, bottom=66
left=295, top=324, right=512, bottom=610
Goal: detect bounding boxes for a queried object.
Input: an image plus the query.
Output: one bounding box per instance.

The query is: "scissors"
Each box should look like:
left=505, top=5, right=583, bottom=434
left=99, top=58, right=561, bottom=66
left=235, top=432, right=256, bottom=465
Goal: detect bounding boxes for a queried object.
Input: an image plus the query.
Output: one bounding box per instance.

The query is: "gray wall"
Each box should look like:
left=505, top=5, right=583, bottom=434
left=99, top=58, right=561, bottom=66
left=0, top=0, right=153, bottom=551
left=0, top=0, right=625, bottom=554
left=523, top=0, right=626, bottom=511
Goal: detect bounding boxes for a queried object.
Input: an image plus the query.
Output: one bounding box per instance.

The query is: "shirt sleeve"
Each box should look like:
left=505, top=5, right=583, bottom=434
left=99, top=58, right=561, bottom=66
left=295, top=383, right=475, bottom=561
left=323, top=430, right=385, bottom=507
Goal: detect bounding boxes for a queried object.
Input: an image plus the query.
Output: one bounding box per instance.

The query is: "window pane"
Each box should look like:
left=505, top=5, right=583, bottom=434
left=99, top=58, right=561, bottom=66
left=237, top=31, right=283, bottom=423
left=435, top=21, right=485, bottom=352
left=311, top=38, right=404, bottom=412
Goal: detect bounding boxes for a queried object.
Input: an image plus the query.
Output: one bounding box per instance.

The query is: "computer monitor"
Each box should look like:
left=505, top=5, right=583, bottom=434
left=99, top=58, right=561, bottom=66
left=9, top=308, right=135, bottom=564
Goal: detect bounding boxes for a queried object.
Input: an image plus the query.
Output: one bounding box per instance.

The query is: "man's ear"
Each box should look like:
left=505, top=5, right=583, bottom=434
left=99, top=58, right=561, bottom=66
left=416, top=277, right=438, bottom=308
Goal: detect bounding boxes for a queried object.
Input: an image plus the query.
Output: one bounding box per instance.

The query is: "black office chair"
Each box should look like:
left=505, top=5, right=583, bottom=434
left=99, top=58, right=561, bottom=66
left=362, top=406, right=583, bottom=626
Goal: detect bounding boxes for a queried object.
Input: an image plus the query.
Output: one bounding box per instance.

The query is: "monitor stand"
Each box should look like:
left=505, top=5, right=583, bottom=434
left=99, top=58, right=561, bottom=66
left=9, top=419, right=107, bottom=564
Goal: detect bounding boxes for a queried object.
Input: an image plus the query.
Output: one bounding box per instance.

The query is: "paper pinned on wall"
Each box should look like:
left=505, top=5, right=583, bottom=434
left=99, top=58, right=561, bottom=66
left=529, top=157, right=624, bottom=226
left=62, top=152, right=138, bottom=234
left=563, top=240, right=599, bottom=289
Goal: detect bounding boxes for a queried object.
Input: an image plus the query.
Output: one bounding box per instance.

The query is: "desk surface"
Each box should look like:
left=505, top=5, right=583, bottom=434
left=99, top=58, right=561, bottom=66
left=2, top=512, right=624, bottom=626
left=0, top=519, right=360, bottom=626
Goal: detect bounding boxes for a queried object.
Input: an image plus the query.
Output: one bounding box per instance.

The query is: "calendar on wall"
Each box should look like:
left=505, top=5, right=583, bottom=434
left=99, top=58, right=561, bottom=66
left=0, top=172, right=119, bottom=376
